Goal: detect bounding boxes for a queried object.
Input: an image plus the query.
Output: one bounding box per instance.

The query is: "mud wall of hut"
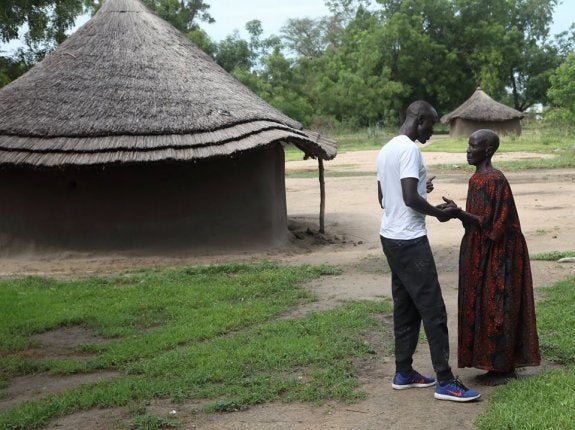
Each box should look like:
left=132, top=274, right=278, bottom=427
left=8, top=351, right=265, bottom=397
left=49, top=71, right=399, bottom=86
left=448, top=118, right=522, bottom=137
left=0, top=145, right=288, bottom=254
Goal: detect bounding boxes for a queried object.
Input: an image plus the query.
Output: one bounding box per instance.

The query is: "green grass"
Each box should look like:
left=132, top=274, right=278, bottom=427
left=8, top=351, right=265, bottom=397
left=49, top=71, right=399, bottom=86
left=475, top=369, right=575, bottom=430
left=129, top=414, right=179, bottom=429
left=0, top=263, right=393, bottom=429
left=286, top=122, right=575, bottom=171
left=324, top=122, right=575, bottom=155
left=284, top=127, right=396, bottom=161
left=421, top=123, right=575, bottom=172
left=535, top=278, right=575, bottom=365
left=421, top=126, right=575, bottom=154
left=531, top=251, right=575, bottom=261
left=476, top=277, right=575, bottom=429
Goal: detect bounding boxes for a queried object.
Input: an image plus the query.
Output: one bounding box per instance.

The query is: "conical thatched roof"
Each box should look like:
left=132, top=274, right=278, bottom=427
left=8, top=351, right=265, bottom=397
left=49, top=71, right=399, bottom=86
left=0, top=0, right=336, bottom=167
left=441, top=87, right=524, bottom=123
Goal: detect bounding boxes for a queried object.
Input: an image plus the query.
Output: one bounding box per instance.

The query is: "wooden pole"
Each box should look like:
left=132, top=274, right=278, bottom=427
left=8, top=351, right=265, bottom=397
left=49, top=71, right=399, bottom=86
left=318, top=158, right=325, bottom=234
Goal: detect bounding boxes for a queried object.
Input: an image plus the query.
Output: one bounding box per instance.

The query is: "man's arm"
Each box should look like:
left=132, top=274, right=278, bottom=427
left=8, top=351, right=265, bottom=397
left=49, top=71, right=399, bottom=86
left=441, top=197, right=480, bottom=228
left=401, top=177, right=459, bottom=222
left=377, top=180, right=383, bottom=208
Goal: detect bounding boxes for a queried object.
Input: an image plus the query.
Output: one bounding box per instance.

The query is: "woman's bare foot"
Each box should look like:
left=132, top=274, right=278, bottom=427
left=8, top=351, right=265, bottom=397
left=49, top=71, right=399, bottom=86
left=474, top=370, right=518, bottom=386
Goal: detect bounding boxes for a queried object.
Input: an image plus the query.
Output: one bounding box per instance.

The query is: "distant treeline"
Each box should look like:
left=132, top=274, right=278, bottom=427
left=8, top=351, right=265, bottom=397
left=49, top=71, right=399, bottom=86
left=2, top=0, right=574, bottom=128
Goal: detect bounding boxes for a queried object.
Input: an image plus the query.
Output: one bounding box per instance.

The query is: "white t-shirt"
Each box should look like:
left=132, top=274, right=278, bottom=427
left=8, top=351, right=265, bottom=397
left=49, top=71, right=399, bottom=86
left=377, top=135, right=427, bottom=240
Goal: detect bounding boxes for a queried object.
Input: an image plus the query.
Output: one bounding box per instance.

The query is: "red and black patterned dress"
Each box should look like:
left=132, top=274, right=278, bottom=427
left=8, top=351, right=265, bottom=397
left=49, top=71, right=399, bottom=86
left=458, top=168, right=541, bottom=371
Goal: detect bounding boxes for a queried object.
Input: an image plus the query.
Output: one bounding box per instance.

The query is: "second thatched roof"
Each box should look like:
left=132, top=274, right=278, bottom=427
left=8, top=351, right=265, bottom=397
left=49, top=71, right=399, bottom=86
left=441, top=87, right=524, bottom=123
left=0, top=0, right=336, bottom=167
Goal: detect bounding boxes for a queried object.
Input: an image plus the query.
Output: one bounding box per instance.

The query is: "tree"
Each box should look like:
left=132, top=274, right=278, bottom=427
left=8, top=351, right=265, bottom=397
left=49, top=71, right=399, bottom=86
left=256, top=48, right=314, bottom=124
left=1, top=0, right=89, bottom=51
left=187, top=28, right=217, bottom=57
left=214, top=20, right=282, bottom=74
left=547, top=53, right=575, bottom=121
left=141, top=0, right=213, bottom=32
left=214, top=31, right=252, bottom=72
left=281, top=18, right=324, bottom=58
left=305, top=7, right=407, bottom=127
left=325, top=0, right=373, bottom=24
left=373, top=0, right=561, bottom=113
left=245, top=19, right=282, bottom=71
left=455, top=0, right=560, bottom=111
left=375, top=0, right=470, bottom=113
left=553, top=24, right=575, bottom=58
left=0, top=54, right=30, bottom=87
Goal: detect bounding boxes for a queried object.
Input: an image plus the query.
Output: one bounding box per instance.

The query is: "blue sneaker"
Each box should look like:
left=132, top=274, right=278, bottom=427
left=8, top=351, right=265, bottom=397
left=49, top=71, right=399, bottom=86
left=392, top=370, right=436, bottom=390
left=434, top=377, right=481, bottom=402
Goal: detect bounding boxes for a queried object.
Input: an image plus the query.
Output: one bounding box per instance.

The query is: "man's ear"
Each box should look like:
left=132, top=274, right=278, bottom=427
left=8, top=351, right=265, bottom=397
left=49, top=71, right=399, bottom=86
left=485, top=144, right=495, bottom=158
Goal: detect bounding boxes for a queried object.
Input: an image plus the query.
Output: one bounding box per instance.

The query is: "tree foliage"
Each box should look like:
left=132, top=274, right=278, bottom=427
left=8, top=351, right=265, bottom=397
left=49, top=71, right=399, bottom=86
left=1, top=0, right=87, bottom=46
left=0, top=54, right=30, bottom=87
left=1, top=0, right=572, bottom=130
left=281, top=18, right=326, bottom=58
left=245, top=0, right=568, bottom=128
left=141, top=0, right=213, bottom=32
left=547, top=53, right=575, bottom=120
left=0, top=0, right=91, bottom=65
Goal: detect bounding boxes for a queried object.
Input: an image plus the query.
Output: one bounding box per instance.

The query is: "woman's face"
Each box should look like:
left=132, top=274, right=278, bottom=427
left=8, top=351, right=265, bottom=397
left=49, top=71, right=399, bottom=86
left=466, top=135, right=490, bottom=166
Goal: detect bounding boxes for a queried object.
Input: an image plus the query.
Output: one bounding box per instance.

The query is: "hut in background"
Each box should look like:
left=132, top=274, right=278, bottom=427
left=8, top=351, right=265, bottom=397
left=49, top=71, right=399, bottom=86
left=0, top=0, right=336, bottom=254
left=441, top=87, right=524, bottom=137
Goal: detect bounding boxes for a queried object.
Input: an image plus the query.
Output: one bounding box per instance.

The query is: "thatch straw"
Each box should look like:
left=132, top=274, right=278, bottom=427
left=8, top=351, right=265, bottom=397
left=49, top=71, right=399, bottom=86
left=0, top=0, right=336, bottom=166
left=441, top=87, right=524, bottom=123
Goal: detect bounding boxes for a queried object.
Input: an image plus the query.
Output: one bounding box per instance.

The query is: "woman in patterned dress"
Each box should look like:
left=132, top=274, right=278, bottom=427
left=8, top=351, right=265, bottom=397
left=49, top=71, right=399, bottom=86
left=444, top=129, right=540, bottom=386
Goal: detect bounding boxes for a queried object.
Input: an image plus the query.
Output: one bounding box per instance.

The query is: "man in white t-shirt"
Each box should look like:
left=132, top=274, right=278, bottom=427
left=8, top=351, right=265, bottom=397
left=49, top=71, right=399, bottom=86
left=377, top=100, right=481, bottom=402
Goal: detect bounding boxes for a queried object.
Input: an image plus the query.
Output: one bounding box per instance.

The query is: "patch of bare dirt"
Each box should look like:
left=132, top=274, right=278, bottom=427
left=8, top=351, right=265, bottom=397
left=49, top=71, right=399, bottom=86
left=0, top=326, right=120, bottom=414
left=28, top=326, right=109, bottom=360
left=1, top=148, right=575, bottom=429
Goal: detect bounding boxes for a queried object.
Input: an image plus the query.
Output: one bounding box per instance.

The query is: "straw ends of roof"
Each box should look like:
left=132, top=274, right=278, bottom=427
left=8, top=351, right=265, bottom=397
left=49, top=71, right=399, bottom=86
left=0, top=123, right=336, bottom=167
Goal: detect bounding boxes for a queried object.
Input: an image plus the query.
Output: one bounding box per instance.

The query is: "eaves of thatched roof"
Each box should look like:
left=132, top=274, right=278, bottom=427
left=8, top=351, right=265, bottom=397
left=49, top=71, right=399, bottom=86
left=0, top=0, right=336, bottom=167
left=440, top=87, right=524, bottom=123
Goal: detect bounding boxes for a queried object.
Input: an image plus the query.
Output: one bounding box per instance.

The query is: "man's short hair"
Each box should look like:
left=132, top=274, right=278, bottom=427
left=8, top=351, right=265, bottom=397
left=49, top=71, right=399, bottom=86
left=406, top=100, right=438, bottom=122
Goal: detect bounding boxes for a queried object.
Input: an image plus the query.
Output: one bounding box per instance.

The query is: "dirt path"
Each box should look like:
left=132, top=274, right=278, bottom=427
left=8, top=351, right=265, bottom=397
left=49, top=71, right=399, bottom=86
left=2, top=148, right=575, bottom=429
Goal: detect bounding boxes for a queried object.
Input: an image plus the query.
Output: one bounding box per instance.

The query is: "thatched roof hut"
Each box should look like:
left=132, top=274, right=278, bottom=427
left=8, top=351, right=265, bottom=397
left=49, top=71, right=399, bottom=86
left=0, top=0, right=336, bottom=254
left=0, top=0, right=335, bottom=165
left=441, top=87, right=524, bottom=137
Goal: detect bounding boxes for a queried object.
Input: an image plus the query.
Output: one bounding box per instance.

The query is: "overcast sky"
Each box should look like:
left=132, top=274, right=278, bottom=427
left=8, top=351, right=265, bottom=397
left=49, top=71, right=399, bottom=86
left=199, top=0, right=330, bottom=40
left=201, top=0, right=574, bottom=41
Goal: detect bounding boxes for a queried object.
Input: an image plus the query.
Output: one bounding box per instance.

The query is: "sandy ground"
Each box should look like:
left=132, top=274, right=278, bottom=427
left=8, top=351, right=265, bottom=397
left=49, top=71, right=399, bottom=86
left=2, top=145, right=575, bottom=429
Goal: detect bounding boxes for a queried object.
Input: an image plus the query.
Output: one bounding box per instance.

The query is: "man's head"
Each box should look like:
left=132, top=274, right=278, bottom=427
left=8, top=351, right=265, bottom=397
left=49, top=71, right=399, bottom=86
left=466, top=129, right=500, bottom=166
left=402, top=100, right=438, bottom=144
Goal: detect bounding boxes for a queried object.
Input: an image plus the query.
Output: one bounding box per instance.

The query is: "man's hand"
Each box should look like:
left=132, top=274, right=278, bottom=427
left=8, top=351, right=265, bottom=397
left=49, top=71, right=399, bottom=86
left=436, top=204, right=461, bottom=222
left=426, top=175, right=436, bottom=193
